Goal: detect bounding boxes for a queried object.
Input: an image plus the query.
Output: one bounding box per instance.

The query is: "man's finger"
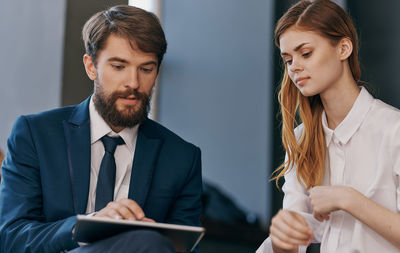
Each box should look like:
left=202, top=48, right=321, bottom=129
left=114, top=204, right=138, bottom=220
left=105, top=208, right=123, bottom=220
left=118, top=199, right=145, bottom=220
left=142, top=217, right=156, bottom=223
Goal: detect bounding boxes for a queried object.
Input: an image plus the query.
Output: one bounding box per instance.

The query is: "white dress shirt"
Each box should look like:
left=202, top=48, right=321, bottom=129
left=85, top=97, right=139, bottom=213
left=257, top=87, right=400, bottom=252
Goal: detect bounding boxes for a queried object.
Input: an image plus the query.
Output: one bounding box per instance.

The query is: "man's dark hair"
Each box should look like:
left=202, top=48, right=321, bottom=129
left=82, top=5, right=167, bottom=67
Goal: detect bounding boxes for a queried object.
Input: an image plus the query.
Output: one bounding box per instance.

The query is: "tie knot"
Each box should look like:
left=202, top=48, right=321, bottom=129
left=101, top=135, right=125, bottom=154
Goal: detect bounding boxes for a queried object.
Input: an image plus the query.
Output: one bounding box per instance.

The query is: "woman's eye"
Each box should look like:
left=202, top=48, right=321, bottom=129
left=285, top=59, right=292, bottom=65
left=302, top=52, right=312, bottom=58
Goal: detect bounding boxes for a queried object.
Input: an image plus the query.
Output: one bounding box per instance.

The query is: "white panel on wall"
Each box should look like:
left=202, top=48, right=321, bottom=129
left=0, top=0, right=66, bottom=151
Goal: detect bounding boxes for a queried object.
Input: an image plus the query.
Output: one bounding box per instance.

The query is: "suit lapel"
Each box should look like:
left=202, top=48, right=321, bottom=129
left=63, top=97, right=91, bottom=214
left=128, top=120, right=162, bottom=207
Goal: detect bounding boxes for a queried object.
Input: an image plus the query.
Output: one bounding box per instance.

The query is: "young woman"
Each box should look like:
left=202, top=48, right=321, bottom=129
left=257, top=0, right=400, bottom=252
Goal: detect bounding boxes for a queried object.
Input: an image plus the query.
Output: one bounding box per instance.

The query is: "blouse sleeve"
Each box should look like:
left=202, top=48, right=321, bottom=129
left=256, top=165, right=323, bottom=253
left=282, top=163, right=326, bottom=243
left=283, top=124, right=326, bottom=242
left=391, top=124, right=400, bottom=212
left=256, top=125, right=326, bottom=253
left=257, top=155, right=327, bottom=253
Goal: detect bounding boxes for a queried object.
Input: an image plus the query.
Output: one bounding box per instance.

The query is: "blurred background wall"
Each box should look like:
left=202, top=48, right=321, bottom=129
left=0, top=0, right=67, bottom=151
left=158, top=0, right=273, bottom=227
left=1, top=0, right=400, bottom=252
left=347, top=0, right=400, bottom=108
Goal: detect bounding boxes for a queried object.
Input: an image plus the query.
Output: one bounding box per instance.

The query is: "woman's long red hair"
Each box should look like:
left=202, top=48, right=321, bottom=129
left=272, top=0, right=361, bottom=189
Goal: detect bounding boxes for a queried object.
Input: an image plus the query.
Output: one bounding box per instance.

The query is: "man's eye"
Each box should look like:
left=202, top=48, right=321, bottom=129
left=141, top=67, right=154, bottom=73
left=112, top=65, right=124, bottom=70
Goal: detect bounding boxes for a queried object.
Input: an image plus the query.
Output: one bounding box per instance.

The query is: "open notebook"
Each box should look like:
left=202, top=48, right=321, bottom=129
left=73, top=215, right=205, bottom=252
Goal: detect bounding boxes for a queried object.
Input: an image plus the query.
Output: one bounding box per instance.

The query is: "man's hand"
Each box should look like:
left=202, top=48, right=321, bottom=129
left=94, top=198, right=155, bottom=222
left=270, top=210, right=313, bottom=252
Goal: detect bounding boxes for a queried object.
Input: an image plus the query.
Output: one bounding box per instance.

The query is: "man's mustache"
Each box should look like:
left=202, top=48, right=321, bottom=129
left=112, top=88, right=147, bottom=101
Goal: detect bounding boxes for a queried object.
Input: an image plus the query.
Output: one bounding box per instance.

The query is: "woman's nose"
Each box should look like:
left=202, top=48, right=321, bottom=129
left=289, top=58, right=303, bottom=73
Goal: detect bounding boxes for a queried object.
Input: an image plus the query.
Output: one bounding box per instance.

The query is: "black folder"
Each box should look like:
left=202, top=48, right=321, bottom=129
left=73, top=215, right=205, bottom=252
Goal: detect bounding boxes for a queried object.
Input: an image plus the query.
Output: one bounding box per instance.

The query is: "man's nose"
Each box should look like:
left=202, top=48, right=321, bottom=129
left=125, top=70, right=140, bottom=89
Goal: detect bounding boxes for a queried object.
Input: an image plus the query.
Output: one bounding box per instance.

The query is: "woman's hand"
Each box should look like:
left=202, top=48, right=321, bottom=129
left=309, top=186, right=356, bottom=221
left=269, top=210, right=313, bottom=252
left=310, top=185, right=400, bottom=249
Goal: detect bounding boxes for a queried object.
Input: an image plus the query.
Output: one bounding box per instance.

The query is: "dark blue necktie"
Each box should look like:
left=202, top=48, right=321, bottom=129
left=95, top=135, right=125, bottom=211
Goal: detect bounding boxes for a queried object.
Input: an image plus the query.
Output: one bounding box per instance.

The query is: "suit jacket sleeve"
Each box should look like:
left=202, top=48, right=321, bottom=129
left=0, top=116, right=78, bottom=253
left=164, top=145, right=202, bottom=253
left=165, top=146, right=202, bottom=227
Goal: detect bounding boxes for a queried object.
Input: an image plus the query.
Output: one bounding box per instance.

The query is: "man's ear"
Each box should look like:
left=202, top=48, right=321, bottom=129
left=83, top=54, right=97, bottom=80
left=338, top=37, right=353, bottom=61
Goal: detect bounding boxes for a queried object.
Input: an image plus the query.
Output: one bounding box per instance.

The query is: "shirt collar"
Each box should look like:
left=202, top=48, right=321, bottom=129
left=322, top=111, right=334, bottom=146
left=322, top=87, right=374, bottom=146
left=89, top=97, right=139, bottom=152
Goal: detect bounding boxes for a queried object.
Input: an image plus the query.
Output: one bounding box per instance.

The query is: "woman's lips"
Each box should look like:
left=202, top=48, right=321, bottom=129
left=295, top=77, right=310, bottom=86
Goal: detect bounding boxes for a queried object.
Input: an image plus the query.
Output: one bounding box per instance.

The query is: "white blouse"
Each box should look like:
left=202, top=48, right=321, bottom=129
left=257, top=87, right=400, bottom=253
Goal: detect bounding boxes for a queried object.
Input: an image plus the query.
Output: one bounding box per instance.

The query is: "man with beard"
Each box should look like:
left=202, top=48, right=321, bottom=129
left=0, top=5, right=202, bottom=253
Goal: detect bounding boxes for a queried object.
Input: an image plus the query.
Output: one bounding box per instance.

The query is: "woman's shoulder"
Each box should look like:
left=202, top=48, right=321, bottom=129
left=370, top=99, right=400, bottom=123
left=364, top=99, right=400, bottom=138
left=294, top=123, right=304, bottom=139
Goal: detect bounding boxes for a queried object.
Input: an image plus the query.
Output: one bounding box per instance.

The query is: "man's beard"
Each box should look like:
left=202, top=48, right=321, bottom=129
left=93, top=83, right=151, bottom=128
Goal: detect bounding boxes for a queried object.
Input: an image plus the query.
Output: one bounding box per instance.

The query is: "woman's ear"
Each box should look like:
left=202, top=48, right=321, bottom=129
left=338, top=37, right=353, bottom=61
left=83, top=54, right=97, bottom=80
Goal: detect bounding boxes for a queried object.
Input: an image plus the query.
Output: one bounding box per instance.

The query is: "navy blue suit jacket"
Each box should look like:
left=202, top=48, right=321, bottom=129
left=0, top=97, right=202, bottom=253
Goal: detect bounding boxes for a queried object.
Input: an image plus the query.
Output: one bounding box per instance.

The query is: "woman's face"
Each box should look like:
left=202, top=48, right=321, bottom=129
left=279, top=27, right=346, bottom=97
